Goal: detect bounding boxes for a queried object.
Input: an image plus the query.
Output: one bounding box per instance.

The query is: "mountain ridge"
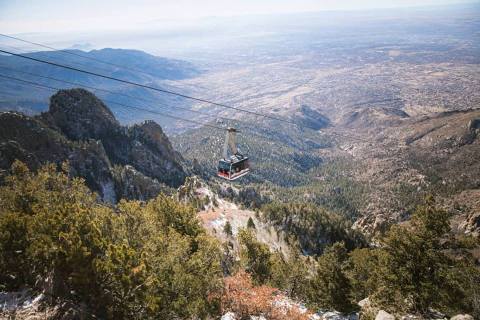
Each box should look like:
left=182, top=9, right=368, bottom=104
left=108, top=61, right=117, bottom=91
left=0, top=48, right=200, bottom=126
left=0, top=88, right=186, bottom=202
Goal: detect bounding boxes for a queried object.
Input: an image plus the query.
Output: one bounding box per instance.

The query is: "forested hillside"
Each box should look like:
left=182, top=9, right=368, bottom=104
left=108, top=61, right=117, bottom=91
left=0, top=163, right=478, bottom=318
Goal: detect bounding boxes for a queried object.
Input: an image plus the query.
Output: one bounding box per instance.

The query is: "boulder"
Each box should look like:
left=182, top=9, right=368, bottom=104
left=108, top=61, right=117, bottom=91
left=317, top=310, right=358, bottom=320
left=221, top=312, right=236, bottom=320
left=467, top=118, right=480, bottom=131
left=44, top=88, right=119, bottom=141
left=376, top=310, right=395, bottom=320
left=450, top=315, right=474, bottom=320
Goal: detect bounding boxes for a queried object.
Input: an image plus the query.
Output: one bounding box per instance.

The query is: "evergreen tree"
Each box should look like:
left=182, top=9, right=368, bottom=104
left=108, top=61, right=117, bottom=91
left=308, top=242, right=356, bottom=313
left=346, top=247, right=380, bottom=303
left=224, top=221, right=233, bottom=237
left=270, top=249, right=310, bottom=301
left=247, top=217, right=256, bottom=229
left=373, top=197, right=475, bottom=315
left=238, top=229, right=272, bottom=284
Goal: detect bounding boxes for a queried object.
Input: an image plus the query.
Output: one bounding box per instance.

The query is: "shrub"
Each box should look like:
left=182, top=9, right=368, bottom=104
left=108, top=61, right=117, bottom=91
left=307, top=242, right=357, bottom=313
left=373, top=197, right=479, bottom=316
left=0, top=161, right=223, bottom=319
left=238, top=228, right=273, bottom=284
left=221, top=271, right=310, bottom=320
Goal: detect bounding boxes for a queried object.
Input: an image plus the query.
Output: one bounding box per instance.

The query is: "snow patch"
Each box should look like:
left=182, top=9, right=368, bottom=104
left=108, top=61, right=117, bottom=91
left=0, top=290, right=44, bottom=312
left=211, top=216, right=227, bottom=229
left=317, top=310, right=358, bottom=320
left=221, top=312, right=236, bottom=320
left=101, top=180, right=116, bottom=203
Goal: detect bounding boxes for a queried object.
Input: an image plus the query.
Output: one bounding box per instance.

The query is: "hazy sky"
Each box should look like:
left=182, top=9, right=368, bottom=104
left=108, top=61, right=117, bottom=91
left=0, top=0, right=476, bottom=34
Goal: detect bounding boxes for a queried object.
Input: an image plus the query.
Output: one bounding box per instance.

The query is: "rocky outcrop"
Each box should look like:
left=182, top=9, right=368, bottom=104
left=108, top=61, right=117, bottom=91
left=459, top=118, right=480, bottom=145
left=67, top=140, right=117, bottom=203
left=0, top=111, right=117, bottom=202
left=40, top=89, right=186, bottom=187
left=0, top=140, right=40, bottom=176
left=0, top=112, right=71, bottom=165
left=375, top=310, right=395, bottom=320
left=128, top=120, right=185, bottom=187
left=0, top=89, right=186, bottom=202
left=450, top=315, right=474, bottom=320
left=42, top=88, right=120, bottom=141
left=113, top=165, right=170, bottom=201
left=460, top=211, right=480, bottom=237
left=468, top=118, right=480, bottom=131
left=0, top=289, right=90, bottom=319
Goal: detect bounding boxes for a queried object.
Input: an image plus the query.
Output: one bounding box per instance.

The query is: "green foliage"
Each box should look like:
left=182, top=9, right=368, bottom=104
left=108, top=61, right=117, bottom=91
left=291, top=198, right=480, bottom=317
left=307, top=242, right=357, bottom=313
left=269, top=249, right=311, bottom=302
left=346, top=248, right=380, bottom=303
left=261, top=202, right=366, bottom=255
left=372, top=197, right=479, bottom=316
left=213, top=158, right=367, bottom=220
left=223, top=221, right=233, bottom=237
left=238, top=228, right=273, bottom=285
left=0, top=211, right=29, bottom=290
left=247, top=217, right=256, bottom=229
left=221, top=241, right=238, bottom=275
left=0, top=161, right=223, bottom=319
left=305, top=159, right=368, bottom=219
left=237, top=228, right=311, bottom=301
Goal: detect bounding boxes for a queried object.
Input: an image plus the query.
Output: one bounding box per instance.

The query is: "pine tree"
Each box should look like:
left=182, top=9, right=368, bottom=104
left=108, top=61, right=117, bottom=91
left=238, top=229, right=272, bottom=284
left=247, top=217, right=256, bottom=229
left=224, top=221, right=233, bottom=237
left=373, top=197, right=474, bottom=315
left=346, top=247, right=380, bottom=302
left=308, top=242, right=356, bottom=312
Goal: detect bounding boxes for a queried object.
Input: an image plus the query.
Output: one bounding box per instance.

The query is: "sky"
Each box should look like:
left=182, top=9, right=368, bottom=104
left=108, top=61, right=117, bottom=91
left=0, top=0, right=476, bottom=34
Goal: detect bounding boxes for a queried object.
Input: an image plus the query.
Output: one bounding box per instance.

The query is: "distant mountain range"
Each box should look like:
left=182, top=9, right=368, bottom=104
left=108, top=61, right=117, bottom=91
left=0, top=48, right=200, bottom=126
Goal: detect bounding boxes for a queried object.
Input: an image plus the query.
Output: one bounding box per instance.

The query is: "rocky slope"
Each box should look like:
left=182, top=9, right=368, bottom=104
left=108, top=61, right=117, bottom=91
left=0, top=88, right=185, bottom=202
left=338, top=108, right=480, bottom=236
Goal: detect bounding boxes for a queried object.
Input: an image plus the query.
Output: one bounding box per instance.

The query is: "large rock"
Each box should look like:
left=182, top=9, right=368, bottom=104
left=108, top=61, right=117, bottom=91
left=41, top=89, right=186, bottom=187
left=128, top=120, right=185, bottom=187
left=43, top=88, right=120, bottom=141
left=221, top=312, right=236, bottom=320
left=375, top=310, right=395, bottom=320
left=318, top=311, right=358, bottom=320
left=450, top=315, right=474, bottom=320
left=467, top=118, right=480, bottom=131
left=113, top=165, right=168, bottom=201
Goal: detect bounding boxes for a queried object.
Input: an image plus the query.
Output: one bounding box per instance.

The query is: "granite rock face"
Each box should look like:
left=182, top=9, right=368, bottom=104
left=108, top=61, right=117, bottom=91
left=0, top=89, right=186, bottom=202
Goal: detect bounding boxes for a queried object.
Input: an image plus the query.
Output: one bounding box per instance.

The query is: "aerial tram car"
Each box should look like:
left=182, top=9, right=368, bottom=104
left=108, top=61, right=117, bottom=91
left=217, top=127, right=250, bottom=181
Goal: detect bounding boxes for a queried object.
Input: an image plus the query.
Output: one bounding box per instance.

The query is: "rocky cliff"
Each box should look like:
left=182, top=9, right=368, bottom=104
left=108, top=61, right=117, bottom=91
left=0, top=88, right=186, bottom=202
